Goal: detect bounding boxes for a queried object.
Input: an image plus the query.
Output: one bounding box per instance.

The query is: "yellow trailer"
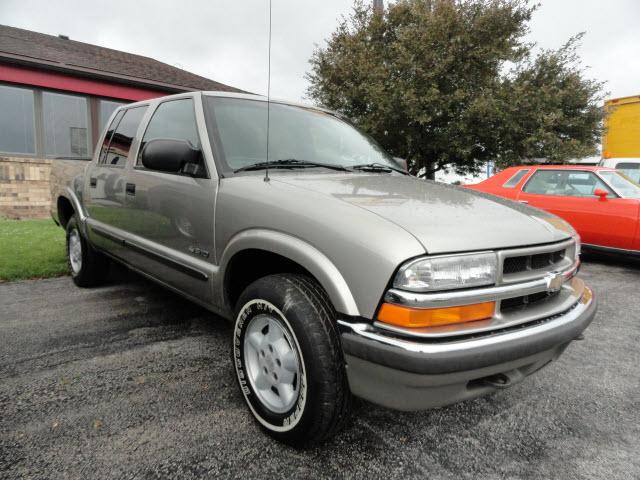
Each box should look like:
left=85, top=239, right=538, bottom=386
left=603, top=95, right=640, bottom=159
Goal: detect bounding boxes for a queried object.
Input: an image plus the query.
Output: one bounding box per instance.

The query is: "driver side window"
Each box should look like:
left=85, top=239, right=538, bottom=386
left=524, top=170, right=613, bottom=197
left=137, top=98, right=200, bottom=166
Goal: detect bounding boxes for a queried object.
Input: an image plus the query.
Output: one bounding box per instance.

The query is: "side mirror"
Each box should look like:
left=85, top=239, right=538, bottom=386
left=140, top=139, right=202, bottom=174
left=393, top=157, right=408, bottom=172
left=594, top=188, right=609, bottom=201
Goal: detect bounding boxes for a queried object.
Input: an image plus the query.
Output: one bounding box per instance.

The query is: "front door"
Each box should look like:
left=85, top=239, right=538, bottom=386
left=119, top=97, right=217, bottom=304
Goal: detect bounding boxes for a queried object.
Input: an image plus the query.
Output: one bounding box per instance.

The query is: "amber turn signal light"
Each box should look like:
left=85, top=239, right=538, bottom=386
left=377, top=302, right=495, bottom=328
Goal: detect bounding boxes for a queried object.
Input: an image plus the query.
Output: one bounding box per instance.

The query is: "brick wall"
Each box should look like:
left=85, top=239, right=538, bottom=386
left=0, top=156, right=52, bottom=219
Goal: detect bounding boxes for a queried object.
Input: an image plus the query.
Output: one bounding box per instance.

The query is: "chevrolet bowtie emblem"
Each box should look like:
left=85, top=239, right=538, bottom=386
left=545, top=271, right=564, bottom=292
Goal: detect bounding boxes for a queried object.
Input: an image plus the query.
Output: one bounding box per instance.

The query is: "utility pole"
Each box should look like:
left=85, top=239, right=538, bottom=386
left=373, top=0, right=383, bottom=14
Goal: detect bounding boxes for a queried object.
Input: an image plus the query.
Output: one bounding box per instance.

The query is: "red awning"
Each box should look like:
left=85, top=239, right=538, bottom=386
left=0, top=63, right=170, bottom=101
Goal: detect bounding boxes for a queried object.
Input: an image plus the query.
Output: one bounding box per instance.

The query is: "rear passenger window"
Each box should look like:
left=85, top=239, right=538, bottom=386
left=502, top=169, right=529, bottom=188
left=99, top=106, right=147, bottom=167
left=98, top=109, right=124, bottom=164
left=137, top=99, right=200, bottom=166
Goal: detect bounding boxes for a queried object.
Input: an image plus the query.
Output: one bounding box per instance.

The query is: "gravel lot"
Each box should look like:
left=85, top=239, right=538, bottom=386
left=0, top=259, right=638, bottom=479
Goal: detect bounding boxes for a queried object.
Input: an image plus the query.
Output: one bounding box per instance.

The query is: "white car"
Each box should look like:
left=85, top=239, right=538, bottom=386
left=599, top=158, right=640, bottom=183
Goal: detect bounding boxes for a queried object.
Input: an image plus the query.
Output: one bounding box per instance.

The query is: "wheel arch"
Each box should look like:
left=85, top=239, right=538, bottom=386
left=219, top=229, right=360, bottom=317
left=57, top=187, right=87, bottom=229
left=56, top=196, right=75, bottom=228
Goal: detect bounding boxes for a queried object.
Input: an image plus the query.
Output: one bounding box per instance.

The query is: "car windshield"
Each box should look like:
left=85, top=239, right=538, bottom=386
left=599, top=171, right=640, bottom=199
left=204, top=96, right=398, bottom=174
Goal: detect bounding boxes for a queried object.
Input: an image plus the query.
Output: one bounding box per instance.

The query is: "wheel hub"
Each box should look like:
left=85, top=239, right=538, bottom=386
left=68, top=229, right=82, bottom=274
left=244, top=314, right=301, bottom=414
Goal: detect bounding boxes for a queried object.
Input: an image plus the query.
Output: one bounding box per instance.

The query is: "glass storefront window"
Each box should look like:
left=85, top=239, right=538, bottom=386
left=43, top=91, right=90, bottom=158
left=0, top=85, right=35, bottom=155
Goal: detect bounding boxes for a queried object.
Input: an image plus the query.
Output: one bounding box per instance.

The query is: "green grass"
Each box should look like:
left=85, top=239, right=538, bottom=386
left=0, top=218, right=68, bottom=281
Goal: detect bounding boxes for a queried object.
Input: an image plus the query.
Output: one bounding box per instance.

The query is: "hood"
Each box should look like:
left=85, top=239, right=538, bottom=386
left=273, top=172, right=573, bottom=254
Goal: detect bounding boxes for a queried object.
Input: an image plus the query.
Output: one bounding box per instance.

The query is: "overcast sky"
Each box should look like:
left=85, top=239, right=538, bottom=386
left=1, top=0, right=639, bottom=103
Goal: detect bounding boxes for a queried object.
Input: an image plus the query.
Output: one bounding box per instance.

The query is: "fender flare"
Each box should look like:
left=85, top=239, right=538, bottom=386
left=64, top=187, right=86, bottom=220
left=219, top=229, right=360, bottom=317
left=60, top=186, right=90, bottom=236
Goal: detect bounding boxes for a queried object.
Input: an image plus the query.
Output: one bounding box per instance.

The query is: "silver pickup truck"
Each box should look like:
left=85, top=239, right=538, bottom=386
left=51, top=91, right=596, bottom=446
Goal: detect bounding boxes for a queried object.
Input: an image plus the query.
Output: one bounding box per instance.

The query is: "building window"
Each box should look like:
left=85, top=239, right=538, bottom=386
left=43, top=91, right=90, bottom=158
left=0, top=85, right=35, bottom=155
left=98, top=99, right=126, bottom=135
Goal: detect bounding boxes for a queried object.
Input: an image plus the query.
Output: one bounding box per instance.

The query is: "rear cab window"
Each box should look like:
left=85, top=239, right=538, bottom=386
left=502, top=169, right=530, bottom=188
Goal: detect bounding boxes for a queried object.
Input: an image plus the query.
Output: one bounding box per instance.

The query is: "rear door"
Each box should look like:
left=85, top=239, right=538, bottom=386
left=119, top=96, right=217, bottom=303
left=84, top=105, right=148, bottom=254
left=517, top=169, right=638, bottom=249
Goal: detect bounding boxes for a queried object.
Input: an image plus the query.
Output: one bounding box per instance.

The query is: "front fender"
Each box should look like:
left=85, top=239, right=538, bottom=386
left=218, top=229, right=360, bottom=317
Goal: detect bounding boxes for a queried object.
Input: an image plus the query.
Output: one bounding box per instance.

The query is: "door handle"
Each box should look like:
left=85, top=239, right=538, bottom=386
left=89, top=177, right=97, bottom=188
left=518, top=200, right=528, bottom=204
left=126, top=183, right=136, bottom=196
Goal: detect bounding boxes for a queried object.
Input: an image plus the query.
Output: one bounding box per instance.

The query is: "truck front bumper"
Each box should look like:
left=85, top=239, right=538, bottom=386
left=338, top=287, right=596, bottom=411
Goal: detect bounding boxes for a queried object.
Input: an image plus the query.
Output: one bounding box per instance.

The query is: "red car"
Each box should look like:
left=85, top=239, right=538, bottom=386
left=466, top=165, right=640, bottom=255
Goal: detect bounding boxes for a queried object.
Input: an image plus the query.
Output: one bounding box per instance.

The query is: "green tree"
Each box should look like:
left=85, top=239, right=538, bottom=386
left=306, top=0, right=605, bottom=178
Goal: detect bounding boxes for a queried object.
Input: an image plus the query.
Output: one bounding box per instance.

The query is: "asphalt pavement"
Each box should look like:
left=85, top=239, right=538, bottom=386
left=0, top=259, right=638, bottom=479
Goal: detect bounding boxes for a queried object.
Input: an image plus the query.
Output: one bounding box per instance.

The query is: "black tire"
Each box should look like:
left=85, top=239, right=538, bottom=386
left=66, top=215, right=108, bottom=287
left=232, top=274, right=352, bottom=447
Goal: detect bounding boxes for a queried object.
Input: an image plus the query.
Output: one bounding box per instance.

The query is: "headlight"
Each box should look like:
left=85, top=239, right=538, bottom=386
left=394, top=252, right=497, bottom=292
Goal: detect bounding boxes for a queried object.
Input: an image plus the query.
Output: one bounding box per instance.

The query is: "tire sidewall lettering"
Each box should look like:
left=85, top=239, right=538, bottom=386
left=233, top=299, right=307, bottom=433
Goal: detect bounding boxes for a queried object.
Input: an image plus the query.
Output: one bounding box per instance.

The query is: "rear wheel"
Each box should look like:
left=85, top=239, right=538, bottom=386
left=233, top=274, right=351, bottom=446
left=66, top=215, right=108, bottom=287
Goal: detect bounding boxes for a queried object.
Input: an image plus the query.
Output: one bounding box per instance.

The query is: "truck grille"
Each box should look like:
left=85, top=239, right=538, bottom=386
left=503, top=248, right=566, bottom=275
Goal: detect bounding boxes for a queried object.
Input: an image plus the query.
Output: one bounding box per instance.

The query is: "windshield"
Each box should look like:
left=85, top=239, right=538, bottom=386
left=204, top=96, right=397, bottom=173
left=599, top=171, right=640, bottom=198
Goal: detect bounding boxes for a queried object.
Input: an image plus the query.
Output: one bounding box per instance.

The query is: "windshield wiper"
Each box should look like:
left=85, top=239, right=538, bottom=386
left=350, top=162, right=409, bottom=175
left=234, top=158, right=350, bottom=173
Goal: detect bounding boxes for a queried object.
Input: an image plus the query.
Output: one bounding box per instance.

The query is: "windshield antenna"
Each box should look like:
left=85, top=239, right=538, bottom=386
left=264, top=0, right=272, bottom=183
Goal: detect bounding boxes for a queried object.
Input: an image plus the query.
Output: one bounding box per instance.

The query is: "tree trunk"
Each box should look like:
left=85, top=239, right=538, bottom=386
left=424, top=160, right=436, bottom=180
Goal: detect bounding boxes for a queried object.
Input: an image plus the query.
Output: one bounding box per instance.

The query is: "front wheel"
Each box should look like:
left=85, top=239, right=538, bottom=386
left=233, top=274, right=351, bottom=446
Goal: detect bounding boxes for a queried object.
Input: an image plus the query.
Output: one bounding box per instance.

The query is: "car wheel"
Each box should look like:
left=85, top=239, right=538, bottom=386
left=233, top=274, right=351, bottom=446
left=66, top=215, right=107, bottom=287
